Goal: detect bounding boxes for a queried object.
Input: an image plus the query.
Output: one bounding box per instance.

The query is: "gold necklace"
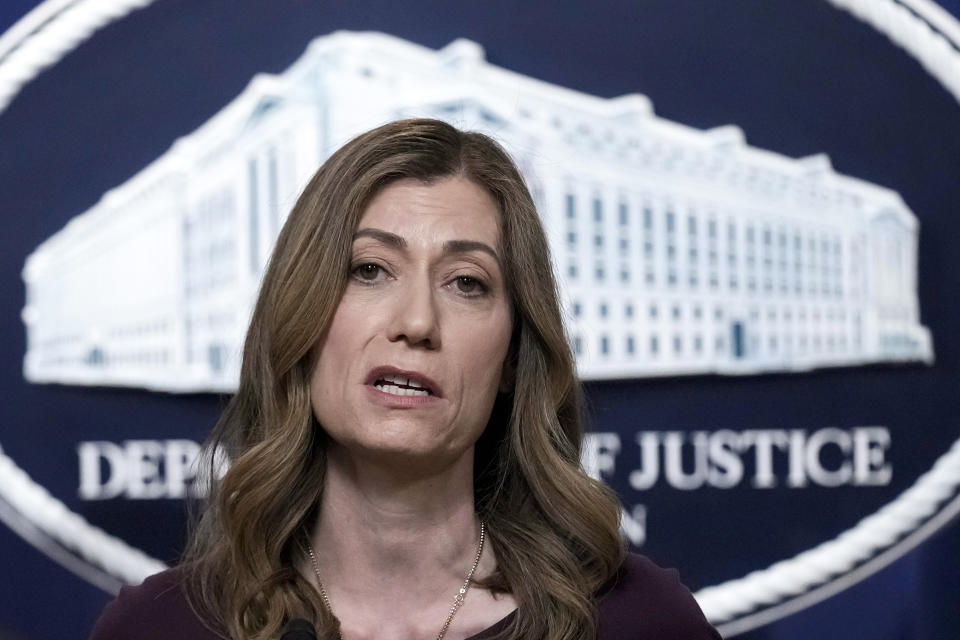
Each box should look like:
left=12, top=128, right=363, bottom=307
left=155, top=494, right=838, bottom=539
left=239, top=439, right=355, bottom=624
left=307, top=521, right=486, bottom=640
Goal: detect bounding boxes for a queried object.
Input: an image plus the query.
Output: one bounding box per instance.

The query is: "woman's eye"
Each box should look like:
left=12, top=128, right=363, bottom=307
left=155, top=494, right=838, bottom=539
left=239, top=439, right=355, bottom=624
left=353, top=263, right=382, bottom=281
left=454, top=275, right=486, bottom=295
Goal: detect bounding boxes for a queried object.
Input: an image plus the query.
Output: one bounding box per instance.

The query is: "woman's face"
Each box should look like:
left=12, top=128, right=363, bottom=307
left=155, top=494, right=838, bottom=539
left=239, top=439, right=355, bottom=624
left=310, top=176, right=513, bottom=472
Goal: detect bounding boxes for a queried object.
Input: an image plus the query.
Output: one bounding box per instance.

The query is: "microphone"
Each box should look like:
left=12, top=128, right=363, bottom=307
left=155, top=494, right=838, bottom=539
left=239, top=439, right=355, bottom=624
left=281, top=618, right=318, bottom=640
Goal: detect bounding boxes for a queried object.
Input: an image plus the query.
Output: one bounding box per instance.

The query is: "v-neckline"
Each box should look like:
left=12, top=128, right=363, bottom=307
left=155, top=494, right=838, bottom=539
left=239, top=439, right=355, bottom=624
left=464, top=608, right=518, bottom=639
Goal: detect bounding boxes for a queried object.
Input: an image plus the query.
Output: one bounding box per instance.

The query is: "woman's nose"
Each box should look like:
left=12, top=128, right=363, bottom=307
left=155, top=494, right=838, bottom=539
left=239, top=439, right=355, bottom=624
left=387, top=277, right=441, bottom=349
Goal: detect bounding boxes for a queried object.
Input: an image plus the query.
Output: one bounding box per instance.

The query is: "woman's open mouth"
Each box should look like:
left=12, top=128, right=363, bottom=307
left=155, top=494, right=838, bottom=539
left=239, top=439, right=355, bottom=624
left=365, top=366, right=442, bottom=401
left=373, top=374, right=434, bottom=397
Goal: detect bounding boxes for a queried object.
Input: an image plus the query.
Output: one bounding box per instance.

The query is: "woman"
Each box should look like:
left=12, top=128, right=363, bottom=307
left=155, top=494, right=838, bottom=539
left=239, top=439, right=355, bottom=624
left=91, top=119, right=720, bottom=640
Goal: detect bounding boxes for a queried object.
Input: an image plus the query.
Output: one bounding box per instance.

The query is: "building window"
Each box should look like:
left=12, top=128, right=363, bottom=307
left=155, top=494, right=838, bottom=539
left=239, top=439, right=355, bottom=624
left=600, top=335, right=609, bottom=355
left=595, top=265, right=605, bottom=281
left=568, top=263, right=578, bottom=279
left=247, top=157, right=259, bottom=273
left=649, top=303, right=659, bottom=319
left=673, top=335, right=683, bottom=354
left=573, top=302, right=582, bottom=317
left=566, top=194, right=576, bottom=219
left=593, top=197, right=603, bottom=222
left=650, top=335, right=659, bottom=355
left=567, top=231, right=577, bottom=246
left=619, top=201, right=629, bottom=225
left=267, top=145, right=279, bottom=235
left=600, top=303, right=608, bottom=318
left=627, top=336, right=636, bottom=354
left=573, top=335, right=583, bottom=355
left=625, top=303, right=634, bottom=318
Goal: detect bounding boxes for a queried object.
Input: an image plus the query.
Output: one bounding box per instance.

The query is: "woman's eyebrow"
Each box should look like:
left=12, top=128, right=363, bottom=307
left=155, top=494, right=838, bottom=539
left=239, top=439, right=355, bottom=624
left=441, top=240, right=502, bottom=268
left=353, top=228, right=501, bottom=268
left=354, top=228, right=406, bottom=248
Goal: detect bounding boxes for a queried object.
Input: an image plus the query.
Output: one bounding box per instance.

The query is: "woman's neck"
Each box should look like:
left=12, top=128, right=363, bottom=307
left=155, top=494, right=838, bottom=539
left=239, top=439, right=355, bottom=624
left=311, top=443, right=482, bottom=590
left=304, top=444, right=509, bottom=639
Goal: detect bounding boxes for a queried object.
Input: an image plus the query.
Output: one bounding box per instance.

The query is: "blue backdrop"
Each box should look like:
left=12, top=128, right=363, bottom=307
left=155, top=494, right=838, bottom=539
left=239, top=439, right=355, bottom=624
left=1, top=1, right=958, bottom=638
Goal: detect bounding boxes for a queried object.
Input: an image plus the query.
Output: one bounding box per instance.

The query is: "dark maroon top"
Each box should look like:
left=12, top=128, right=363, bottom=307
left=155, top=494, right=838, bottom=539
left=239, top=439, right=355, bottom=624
left=89, top=553, right=721, bottom=639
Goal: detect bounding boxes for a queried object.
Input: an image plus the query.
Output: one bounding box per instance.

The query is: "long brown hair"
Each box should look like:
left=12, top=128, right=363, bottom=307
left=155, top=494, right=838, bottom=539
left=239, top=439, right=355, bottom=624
left=183, top=118, right=625, bottom=640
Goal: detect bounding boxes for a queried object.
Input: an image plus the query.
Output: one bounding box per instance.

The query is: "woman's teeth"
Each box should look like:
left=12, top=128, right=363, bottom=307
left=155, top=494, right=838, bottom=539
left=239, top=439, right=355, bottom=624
left=375, top=383, right=431, bottom=397
left=374, top=374, right=432, bottom=396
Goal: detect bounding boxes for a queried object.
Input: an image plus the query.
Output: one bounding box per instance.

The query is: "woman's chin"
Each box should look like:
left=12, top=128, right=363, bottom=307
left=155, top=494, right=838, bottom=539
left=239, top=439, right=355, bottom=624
left=331, top=438, right=472, bottom=478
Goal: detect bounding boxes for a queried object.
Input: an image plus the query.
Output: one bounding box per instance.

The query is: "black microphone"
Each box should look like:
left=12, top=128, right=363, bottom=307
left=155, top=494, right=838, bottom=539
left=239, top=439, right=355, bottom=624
left=281, top=618, right=318, bottom=640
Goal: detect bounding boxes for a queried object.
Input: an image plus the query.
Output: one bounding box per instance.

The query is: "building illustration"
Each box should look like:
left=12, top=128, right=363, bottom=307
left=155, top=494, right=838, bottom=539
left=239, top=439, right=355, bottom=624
left=20, top=31, right=933, bottom=392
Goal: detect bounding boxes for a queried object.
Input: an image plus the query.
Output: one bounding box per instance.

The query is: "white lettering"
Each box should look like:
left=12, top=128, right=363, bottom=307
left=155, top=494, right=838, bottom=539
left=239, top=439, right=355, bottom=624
left=619, top=503, right=647, bottom=547
left=77, top=441, right=126, bottom=500
left=125, top=440, right=166, bottom=499
left=623, top=427, right=893, bottom=491
left=746, top=430, right=789, bottom=488
left=164, top=439, right=202, bottom=498
left=787, top=429, right=808, bottom=488
left=77, top=439, right=207, bottom=500
left=853, top=427, right=892, bottom=485
left=629, top=432, right=661, bottom=490
left=707, top=430, right=744, bottom=488
left=581, top=432, right=620, bottom=482
left=664, top=431, right=710, bottom=490
left=806, top=428, right=853, bottom=487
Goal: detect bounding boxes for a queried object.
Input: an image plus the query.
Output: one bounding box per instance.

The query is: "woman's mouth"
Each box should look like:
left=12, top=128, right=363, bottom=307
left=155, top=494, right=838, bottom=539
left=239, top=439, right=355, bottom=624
left=373, top=374, right=434, bottom=397
left=365, top=367, right=442, bottom=401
